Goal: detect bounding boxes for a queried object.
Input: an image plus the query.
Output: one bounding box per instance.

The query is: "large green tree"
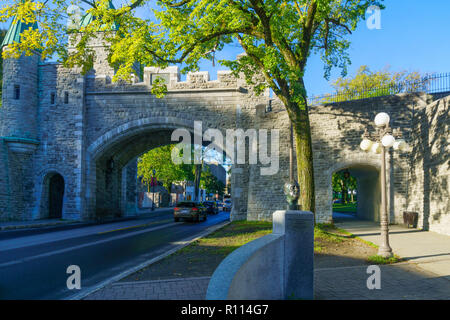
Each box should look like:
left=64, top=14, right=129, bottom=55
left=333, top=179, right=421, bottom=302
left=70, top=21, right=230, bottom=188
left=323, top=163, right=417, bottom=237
left=0, top=0, right=384, bottom=215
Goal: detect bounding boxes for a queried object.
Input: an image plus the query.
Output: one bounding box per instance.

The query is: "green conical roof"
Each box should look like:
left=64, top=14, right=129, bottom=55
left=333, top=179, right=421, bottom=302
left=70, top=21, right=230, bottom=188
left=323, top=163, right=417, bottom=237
left=1, top=17, right=38, bottom=48
left=79, top=0, right=119, bottom=31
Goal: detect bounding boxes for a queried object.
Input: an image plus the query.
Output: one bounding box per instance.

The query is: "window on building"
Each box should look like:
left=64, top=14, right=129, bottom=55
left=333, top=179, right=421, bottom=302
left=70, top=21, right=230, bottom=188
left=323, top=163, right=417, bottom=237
left=14, top=85, right=20, bottom=100
left=51, top=93, right=56, bottom=105
left=64, top=92, right=69, bottom=104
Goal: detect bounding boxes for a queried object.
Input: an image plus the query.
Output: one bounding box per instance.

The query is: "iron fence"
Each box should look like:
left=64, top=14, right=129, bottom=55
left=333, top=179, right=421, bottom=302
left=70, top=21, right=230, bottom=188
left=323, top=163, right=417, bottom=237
left=307, top=72, right=450, bottom=106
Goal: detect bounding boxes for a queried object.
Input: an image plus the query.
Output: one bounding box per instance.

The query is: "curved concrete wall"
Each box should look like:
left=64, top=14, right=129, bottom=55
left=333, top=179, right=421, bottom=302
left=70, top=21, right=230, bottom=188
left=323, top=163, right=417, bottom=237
left=206, top=234, right=284, bottom=300
left=206, top=210, right=314, bottom=300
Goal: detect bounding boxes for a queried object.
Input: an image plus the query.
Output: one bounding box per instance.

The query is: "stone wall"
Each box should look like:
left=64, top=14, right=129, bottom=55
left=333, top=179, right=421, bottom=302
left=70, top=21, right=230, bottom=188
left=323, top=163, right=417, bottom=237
left=407, top=96, right=449, bottom=235
left=308, top=93, right=429, bottom=224
left=30, top=63, right=86, bottom=220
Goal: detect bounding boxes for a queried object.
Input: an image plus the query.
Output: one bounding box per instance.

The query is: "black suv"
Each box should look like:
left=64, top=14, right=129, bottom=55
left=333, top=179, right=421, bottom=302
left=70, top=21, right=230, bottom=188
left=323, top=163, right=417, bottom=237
left=203, top=201, right=219, bottom=215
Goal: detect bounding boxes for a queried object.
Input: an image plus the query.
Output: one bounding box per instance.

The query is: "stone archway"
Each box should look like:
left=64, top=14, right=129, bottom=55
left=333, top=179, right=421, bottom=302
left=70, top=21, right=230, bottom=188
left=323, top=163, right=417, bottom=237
left=319, top=158, right=386, bottom=223
left=331, top=164, right=381, bottom=222
left=84, top=118, right=243, bottom=220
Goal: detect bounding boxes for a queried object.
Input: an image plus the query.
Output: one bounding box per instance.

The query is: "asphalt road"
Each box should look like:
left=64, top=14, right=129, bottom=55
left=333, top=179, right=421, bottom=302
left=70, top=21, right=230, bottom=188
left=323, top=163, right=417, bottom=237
left=0, top=209, right=230, bottom=300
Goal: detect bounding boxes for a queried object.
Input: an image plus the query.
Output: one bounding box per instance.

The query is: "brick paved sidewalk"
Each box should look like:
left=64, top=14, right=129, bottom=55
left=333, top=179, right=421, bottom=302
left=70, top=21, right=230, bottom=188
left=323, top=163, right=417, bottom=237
left=84, top=263, right=450, bottom=300
left=84, top=277, right=211, bottom=300
left=314, top=263, right=450, bottom=300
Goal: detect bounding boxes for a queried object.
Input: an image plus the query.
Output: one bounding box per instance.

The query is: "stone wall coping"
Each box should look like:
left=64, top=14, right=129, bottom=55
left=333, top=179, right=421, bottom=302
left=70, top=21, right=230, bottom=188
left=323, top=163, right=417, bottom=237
left=85, top=87, right=246, bottom=95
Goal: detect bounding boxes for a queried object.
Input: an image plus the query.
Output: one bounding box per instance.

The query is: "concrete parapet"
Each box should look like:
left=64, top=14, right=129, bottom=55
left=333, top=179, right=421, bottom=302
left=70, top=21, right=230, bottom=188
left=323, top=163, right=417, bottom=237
left=206, top=210, right=314, bottom=300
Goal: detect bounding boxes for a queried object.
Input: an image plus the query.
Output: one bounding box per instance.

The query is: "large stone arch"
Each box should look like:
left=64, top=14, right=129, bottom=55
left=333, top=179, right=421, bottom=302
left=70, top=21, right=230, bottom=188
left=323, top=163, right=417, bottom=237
left=84, top=116, right=248, bottom=220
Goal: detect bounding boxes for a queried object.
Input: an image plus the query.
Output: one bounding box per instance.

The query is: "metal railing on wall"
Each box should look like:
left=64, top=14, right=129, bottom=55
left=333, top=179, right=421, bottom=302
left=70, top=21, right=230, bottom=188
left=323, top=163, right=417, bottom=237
left=307, top=72, right=450, bottom=106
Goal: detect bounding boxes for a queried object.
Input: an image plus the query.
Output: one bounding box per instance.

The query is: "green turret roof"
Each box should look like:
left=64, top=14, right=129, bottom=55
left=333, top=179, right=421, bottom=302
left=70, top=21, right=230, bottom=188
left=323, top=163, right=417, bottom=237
left=1, top=18, right=38, bottom=48
left=79, top=0, right=119, bottom=31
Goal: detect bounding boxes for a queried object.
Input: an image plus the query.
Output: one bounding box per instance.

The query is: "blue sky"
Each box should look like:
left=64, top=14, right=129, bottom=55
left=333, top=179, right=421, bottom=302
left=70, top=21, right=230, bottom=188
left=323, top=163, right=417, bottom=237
left=2, top=0, right=450, bottom=96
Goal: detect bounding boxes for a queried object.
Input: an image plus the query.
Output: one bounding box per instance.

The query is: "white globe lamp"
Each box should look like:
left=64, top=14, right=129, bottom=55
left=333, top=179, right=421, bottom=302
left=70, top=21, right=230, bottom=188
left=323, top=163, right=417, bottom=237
left=371, top=142, right=382, bottom=154
left=360, top=139, right=373, bottom=151
left=381, top=134, right=396, bottom=148
left=374, top=112, right=390, bottom=127
left=393, top=139, right=405, bottom=151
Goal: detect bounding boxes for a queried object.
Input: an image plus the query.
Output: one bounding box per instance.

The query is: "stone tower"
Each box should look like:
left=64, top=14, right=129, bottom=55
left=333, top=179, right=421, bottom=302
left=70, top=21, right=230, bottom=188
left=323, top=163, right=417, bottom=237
left=0, top=17, right=40, bottom=220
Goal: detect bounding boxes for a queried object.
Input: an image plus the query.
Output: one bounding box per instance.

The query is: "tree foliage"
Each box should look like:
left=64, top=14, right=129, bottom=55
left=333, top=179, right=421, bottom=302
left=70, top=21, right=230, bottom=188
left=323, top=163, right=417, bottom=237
left=332, top=171, right=357, bottom=203
left=200, top=167, right=225, bottom=196
left=137, top=144, right=193, bottom=192
left=323, top=65, right=423, bottom=102
left=0, top=0, right=385, bottom=215
left=0, top=29, right=7, bottom=106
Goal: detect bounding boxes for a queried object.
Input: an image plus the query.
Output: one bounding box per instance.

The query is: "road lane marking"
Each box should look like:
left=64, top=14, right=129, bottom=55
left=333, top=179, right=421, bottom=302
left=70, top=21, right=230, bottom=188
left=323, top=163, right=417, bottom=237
left=0, top=221, right=177, bottom=269
left=97, top=219, right=172, bottom=235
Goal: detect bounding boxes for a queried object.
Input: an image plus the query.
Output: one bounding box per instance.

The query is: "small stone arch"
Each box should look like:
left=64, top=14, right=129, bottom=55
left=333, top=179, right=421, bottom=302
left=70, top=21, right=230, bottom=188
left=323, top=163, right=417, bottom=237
left=322, top=157, right=388, bottom=223
left=39, top=171, right=66, bottom=219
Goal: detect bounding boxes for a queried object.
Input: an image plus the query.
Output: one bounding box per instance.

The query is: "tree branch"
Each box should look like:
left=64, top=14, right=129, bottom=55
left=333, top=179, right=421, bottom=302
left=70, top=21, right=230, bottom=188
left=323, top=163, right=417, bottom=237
left=326, top=17, right=352, bottom=34
left=143, top=27, right=256, bottom=64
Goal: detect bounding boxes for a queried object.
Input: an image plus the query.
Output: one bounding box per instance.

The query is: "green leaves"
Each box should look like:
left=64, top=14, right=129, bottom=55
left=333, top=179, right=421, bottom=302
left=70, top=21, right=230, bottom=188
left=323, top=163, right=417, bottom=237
left=200, top=167, right=225, bottom=196
left=149, top=76, right=168, bottom=98
left=138, top=144, right=193, bottom=192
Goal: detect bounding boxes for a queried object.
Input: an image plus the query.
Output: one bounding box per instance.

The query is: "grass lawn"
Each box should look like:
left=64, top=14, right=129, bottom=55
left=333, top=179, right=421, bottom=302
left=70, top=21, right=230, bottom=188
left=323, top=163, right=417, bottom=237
left=332, top=202, right=357, bottom=213
left=121, top=220, right=273, bottom=281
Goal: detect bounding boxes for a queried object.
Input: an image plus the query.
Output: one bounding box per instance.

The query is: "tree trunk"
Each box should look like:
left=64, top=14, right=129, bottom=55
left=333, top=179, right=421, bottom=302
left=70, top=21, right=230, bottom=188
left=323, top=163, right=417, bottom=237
left=342, top=187, right=348, bottom=204
left=291, top=107, right=315, bottom=217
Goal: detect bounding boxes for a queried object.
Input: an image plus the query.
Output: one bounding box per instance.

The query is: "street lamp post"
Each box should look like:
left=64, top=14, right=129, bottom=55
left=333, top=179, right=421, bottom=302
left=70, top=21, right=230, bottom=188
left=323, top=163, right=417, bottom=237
left=152, top=169, right=156, bottom=211
left=360, top=112, right=409, bottom=258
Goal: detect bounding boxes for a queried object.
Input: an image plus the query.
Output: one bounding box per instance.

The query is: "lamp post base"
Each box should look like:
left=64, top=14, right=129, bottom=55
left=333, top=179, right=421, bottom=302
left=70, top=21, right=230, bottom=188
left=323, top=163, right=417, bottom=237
left=377, top=247, right=393, bottom=258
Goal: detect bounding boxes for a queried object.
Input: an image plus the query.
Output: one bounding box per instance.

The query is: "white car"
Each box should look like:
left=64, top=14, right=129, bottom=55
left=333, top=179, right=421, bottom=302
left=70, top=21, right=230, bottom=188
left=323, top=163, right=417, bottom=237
left=223, top=199, right=232, bottom=212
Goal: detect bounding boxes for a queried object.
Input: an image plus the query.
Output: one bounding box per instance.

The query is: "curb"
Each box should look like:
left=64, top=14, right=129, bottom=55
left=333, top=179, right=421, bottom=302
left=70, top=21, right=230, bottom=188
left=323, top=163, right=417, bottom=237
left=67, top=220, right=231, bottom=300
left=0, top=220, right=81, bottom=231
left=0, top=209, right=174, bottom=232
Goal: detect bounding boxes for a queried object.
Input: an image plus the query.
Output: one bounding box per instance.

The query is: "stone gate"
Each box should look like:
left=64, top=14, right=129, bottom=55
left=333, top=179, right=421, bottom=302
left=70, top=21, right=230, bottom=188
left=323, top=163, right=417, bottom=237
left=0, top=31, right=448, bottom=235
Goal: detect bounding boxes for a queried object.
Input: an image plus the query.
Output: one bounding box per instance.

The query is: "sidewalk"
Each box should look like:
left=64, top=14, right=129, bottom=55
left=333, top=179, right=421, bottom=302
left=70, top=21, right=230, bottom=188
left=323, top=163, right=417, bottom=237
left=0, top=207, right=173, bottom=231
left=334, top=219, right=450, bottom=279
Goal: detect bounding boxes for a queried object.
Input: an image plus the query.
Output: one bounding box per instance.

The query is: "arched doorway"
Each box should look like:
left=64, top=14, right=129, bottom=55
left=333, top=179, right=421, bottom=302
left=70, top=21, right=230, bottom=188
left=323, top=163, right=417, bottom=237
left=48, top=174, right=65, bottom=219
left=331, top=164, right=381, bottom=222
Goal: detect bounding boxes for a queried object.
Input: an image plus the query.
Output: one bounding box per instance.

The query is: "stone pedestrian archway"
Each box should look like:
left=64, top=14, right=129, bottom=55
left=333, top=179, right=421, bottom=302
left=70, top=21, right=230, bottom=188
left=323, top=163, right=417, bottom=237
left=331, top=164, right=381, bottom=222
